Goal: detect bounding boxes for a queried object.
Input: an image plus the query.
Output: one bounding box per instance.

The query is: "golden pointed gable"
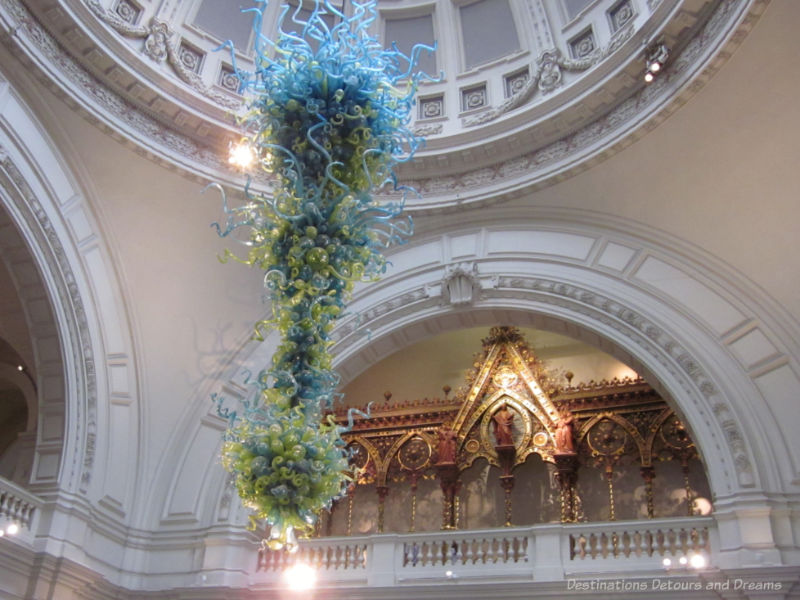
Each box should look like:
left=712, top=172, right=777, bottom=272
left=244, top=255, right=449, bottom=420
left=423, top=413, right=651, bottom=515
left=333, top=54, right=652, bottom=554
left=450, top=327, right=564, bottom=466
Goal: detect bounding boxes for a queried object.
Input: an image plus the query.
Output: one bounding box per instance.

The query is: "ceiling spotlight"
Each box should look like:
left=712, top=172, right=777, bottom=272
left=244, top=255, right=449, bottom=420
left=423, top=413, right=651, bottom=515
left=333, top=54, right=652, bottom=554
left=679, top=555, right=688, bottom=565
left=17, top=365, right=24, bottom=371
left=284, top=562, right=317, bottom=591
left=6, top=523, right=19, bottom=535
left=662, top=557, right=672, bottom=567
left=228, top=141, right=256, bottom=169
left=644, top=42, right=669, bottom=82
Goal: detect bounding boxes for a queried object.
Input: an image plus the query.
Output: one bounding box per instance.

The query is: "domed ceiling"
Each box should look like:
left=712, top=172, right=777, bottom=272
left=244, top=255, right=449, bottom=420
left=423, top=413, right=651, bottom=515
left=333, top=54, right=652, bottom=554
left=10, top=0, right=761, bottom=210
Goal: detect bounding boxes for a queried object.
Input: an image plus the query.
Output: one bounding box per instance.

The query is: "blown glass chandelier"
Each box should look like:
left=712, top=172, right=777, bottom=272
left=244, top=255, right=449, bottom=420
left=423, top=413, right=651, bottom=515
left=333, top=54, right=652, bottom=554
left=211, top=0, right=434, bottom=550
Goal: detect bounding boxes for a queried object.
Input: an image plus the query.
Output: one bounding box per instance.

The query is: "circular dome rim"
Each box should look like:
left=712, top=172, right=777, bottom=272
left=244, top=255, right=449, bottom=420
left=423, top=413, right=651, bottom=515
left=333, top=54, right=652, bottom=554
left=11, top=0, right=764, bottom=209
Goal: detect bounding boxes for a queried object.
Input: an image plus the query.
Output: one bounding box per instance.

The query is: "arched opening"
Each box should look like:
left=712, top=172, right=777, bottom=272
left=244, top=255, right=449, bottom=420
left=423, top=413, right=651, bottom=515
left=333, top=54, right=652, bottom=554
left=0, top=381, right=27, bottom=457
left=0, top=187, right=66, bottom=492
left=217, top=216, right=798, bottom=570
left=0, top=338, right=36, bottom=484
left=318, top=324, right=714, bottom=534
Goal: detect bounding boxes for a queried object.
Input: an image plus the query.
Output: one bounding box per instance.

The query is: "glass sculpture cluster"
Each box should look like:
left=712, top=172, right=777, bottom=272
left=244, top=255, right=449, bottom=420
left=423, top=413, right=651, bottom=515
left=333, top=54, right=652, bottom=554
left=212, top=1, right=433, bottom=550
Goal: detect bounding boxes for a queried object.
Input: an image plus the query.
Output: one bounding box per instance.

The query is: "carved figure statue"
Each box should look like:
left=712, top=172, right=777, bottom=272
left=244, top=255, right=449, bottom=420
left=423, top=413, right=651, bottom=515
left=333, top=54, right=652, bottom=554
left=437, top=426, right=458, bottom=464
left=492, top=405, right=515, bottom=447
left=555, top=412, right=576, bottom=454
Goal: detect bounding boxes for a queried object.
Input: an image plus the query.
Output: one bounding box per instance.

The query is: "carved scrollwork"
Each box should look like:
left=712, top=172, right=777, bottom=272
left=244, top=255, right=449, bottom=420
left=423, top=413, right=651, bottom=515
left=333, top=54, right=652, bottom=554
left=143, top=19, right=170, bottom=63
left=464, top=22, right=636, bottom=127
left=86, top=0, right=148, bottom=37
left=83, top=2, right=241, bottom=109
left=537, top=50, right=563, bottom=93
left=412, top=122, right=443, bottom=137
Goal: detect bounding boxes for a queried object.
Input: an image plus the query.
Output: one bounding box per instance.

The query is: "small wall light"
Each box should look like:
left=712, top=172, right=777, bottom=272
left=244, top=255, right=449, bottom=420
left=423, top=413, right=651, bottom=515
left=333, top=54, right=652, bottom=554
left=644, top=43, right=669, bottom=83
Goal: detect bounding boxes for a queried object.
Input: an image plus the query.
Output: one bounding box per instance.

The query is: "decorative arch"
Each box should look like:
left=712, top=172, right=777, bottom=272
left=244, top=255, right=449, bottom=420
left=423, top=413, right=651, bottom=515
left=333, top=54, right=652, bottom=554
left=384, top=430, right=436, bottom=486
left=0, top=77, right=142, bottom=524
left=0, top=361, right=38, bottom=478
left=328, top=214, right=800, bottom=502
left=193, top=217, right=800, bottom=565
left=0, top=150, right=81, bottom=494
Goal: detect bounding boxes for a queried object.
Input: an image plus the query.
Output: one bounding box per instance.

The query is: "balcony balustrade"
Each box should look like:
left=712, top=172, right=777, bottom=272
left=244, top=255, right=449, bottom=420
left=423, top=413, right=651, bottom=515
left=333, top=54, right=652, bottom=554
left=0, top=476, right=42, bottom=545
left=255, top=515, right=716, bottom=587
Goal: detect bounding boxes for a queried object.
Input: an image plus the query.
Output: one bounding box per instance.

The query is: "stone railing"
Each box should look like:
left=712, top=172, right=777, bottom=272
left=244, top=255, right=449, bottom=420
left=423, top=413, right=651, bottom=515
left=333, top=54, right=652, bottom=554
left=0, top=476, right=42, bottom=543
left=253, top=516, right=716, bottom=587
left=258, top=539, right=368, bottom=572
left=402, top=532, right=528, bottom=567
left=569, top=521, right=711, bottom=561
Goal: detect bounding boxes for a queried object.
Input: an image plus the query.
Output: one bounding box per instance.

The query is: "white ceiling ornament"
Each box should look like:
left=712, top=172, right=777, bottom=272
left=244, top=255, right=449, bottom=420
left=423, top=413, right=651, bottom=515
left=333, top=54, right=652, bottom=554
left=442, top=263, right=481, bottom=307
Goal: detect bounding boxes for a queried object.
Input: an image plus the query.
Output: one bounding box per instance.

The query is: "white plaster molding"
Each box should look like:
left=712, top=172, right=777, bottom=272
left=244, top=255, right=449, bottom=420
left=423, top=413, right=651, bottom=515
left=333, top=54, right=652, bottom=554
left=0, top=148, right=89, bottom=495
left=0, top=77, right=144, bottom=563
left=394, top=0, right=770, bottom=213
left=461, top=22, right=636, bottom=128
left=83, top=0, right=240, bottom=109
left=0, top=0, right=768, bottom=210
left=441, top=262, right=481, bottom=306
left=0, top=0, right=241, bottom=185
left=157, top=216, right=800, bottom=576
left=324, top=220, right=799, bottom=499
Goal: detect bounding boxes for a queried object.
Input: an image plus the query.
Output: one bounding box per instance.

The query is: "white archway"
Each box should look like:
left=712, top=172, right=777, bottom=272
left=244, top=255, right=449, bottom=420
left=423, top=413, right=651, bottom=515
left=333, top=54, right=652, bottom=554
left=192, top=210, right=800, bottom=569
left=0, top=73, right=143, bottom=562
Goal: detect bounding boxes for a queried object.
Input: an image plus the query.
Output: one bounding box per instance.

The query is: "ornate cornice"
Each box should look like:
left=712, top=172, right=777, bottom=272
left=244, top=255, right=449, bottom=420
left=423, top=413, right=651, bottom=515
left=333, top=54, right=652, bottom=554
left=84, top=0, right=240, bottom=110
left=395, top=0, right=766, bottom=212
left=0, top=0, right=769, bottom=207
left=463, top=23, right=636, bottom=128
left=0, top=0, right=237, bottom=183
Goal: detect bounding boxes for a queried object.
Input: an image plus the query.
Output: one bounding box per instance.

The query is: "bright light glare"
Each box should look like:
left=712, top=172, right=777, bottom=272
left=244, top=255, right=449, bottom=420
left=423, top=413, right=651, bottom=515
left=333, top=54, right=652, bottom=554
left=649, top=61, right=662, bottom=73
left=284, top=563, right=317, bottom=591
left=644, top=72, right=654, bottom=83
left=662, top=558, right=671, bottom=567
left=689, top=553, right=707, bottom=569
left=228, top=143, right=256, bottom=169
left=6, top=523, right=19, bottom=535
left=679, top=556, right=688, bottom=565
left=692, top=497, right=713, bottom=516
left=17, top=365, right=24, bottom=371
